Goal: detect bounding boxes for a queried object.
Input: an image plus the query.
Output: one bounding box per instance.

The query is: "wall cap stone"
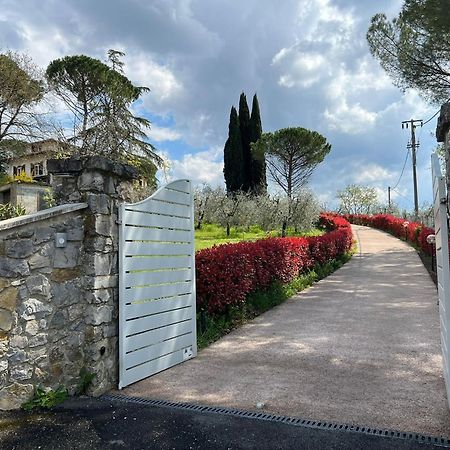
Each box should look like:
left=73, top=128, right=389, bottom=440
left=0, top=203, right=88, bottom=232
left=47, top=156, right=139, bottom=180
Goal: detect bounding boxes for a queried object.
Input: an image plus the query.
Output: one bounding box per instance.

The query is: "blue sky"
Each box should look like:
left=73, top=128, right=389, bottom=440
left=0, top=0, right=441, bottom=210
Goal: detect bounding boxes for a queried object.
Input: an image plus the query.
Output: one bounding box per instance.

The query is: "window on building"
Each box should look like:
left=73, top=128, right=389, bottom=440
left=31, top=162, right=45, bottom=177
left=12, top=165, right=26, bottom=176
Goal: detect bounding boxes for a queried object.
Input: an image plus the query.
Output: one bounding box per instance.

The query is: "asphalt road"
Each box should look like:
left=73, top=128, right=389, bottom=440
left=0, top=397, right=448, bottom=450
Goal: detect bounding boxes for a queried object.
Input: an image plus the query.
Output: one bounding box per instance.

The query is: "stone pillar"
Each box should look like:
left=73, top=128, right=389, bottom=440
left=436, top=102, right=450, bottom=206
left=47, top=156, right=138, bottom=394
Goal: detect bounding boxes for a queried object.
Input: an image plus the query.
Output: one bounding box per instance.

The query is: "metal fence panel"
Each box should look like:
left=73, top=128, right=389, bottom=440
left=432, top=153, right=450, bottom=407
left=118, top=179, right=197, bottom=389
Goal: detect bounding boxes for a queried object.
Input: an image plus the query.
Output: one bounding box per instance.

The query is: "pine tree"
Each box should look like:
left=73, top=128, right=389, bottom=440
left=223, top=106, right=244, bottom=194
left=250, top=94, right=267, bottom=195
left=238, top=93, right=252, bottom=192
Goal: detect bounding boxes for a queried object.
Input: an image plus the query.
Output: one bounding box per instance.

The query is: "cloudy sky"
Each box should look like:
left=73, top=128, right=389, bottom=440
left=0, top=0, right=441, bottom=210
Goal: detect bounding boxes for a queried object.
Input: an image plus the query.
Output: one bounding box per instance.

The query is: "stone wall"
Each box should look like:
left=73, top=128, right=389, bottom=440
left=0, top=157, right=138, bottom=409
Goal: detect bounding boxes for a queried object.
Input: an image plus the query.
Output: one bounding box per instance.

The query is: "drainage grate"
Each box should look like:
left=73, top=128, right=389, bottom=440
left=102, top=393, right=450, bottom=447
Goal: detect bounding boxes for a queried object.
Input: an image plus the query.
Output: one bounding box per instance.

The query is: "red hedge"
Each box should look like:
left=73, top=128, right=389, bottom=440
left=343, top=214, right=434, bottom=256
left=196, top=214, right=353, bottom=315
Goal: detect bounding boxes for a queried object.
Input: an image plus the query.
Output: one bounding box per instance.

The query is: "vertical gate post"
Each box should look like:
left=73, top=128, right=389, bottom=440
left=47, top=156, right=139, bottom=394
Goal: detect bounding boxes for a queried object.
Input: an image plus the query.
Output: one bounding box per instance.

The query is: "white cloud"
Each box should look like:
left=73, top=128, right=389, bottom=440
left=166, top=147, right=224, bottom=186
left=149, top=125, right=181, bottom=142
left=353, top=164, right=396, bottom=183
left=324, top=100, right=378, bottom=134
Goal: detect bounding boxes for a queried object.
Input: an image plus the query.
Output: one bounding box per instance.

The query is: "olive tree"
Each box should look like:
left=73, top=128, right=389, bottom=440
left=337, top=184, right=380, bottom=215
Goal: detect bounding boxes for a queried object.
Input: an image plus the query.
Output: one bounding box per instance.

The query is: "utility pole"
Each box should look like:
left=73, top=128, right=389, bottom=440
left=402, top=119, right=423, bottom=219
left=388, top=186, right=391, bottom=209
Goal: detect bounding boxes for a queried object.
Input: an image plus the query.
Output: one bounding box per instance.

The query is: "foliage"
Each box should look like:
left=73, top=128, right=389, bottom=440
left=239, top=93, right=252, bottom=192
left=250, top=94, right=266, bottom=195
left=344, top=213, right=435, bottom=256
left=0, top=174, right=13, bottom=186
left=223, top=93, right=266, bottom=195
left=0, top=52, right=45, bottom=144
left=22, top=385, right=68, bottom=411
left=13, top=172, right=35, bottom=184
left=77, top=367, right=96, bottom=395
left=253, top=127, right=331, bottom=199
left=42, top=188, right=56, bottom=208
left=367, top=0, right=450, bottom=103
left=195, top=214, right=352, bottom=315
left=223, top=106, right=244, bottom=193
left=0, top=203, right=26, bottom=220
left=337, top=184, right=379, bottom=215
left=46, top=51, right=162, bottom=184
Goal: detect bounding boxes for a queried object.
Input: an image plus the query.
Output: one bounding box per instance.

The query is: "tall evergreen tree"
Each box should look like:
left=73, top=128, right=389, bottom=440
left=223, top=106, right=244, bottom=194
left=249, top=94, right=266, bottom=195
left=238, top=93, right=252, bottom=191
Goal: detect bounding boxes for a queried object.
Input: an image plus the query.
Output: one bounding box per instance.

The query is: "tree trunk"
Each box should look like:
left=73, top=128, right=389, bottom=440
left=226, top=223, right=231, bottom=237
left=281, top=220, right=287, bottom=237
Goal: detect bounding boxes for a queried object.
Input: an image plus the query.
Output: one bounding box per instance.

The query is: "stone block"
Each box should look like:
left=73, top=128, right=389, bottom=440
left=87, top=193, right=111, bottom=214
left=0, top=360, right=7, bottom=372
left=9, top=335, right=28, bottom=349
left=89, top=275, right=118, bottom=290
left=26, top=274, right=51, bottom=297
left=50, top=268, right=80, bottom=283
left=86, top=305, right=113, bottom=326
left=25, top=320, right=39, bottom=336
left=86, top=289, right=112, bottom=304
left=28, top=333, right=48, bottom=348
left=51, top=282, right=82, bottom=307
left=8, top=349, right=28, bottom=364
left=0, top=309, right=13, bottom=332
left=0, top=287, right=17, bottom=311
left=0, top=258, right=29, bottom=278
left=20, top=298, right=52, bottom=320
left=0, top=383, right=34, bottom=410
left=68, top=304, right=83, bottom=322
left=29, top=252, right=52, bottom=270
left=6, top=239, right=36, bottom=259
left=33, top=227, right=54, bottom=245
left=50, top=311, right=67, bottom=329
left=78, top=171, right=105, bottom=192
left=54, top=243, right=80, bottom=268
left=10, top=365, right=33, bottom=381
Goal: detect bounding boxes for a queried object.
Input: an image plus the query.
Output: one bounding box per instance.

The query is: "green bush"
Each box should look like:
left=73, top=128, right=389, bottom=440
left=0, top=203, right=26, bottom=220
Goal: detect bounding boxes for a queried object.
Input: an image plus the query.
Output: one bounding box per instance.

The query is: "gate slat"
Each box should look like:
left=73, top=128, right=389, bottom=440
left=125, top=294, right=193, bottom=320
left=124, top=350, right=185, bottom=387
left=121, top=226, right=191, bottom=243
left=152, top=188, right=190, bottom=205
left=124, top=242, right=192, bottom=256
left=122, top=211, right=190, bottom=230
left=125, top=269, right=192, bottom=287
left=125, top=333, right=193, bottom=368
left=125, top=201, right=190, bottom=218
left=124, top=255, right=192, bottom=272
left=125, top=320, right=192, bottom=353
left=124, top=307, right=192, bottom=336
left=123, top=281, right=193, bottom=303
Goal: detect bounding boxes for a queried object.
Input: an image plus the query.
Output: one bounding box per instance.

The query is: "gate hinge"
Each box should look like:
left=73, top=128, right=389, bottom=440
left=440, top=197, right=447, bottom=205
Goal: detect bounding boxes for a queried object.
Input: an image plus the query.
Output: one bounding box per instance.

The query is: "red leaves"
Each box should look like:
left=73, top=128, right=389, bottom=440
left=196, top=214, right=353, bottom=315
left=344, top=213, right=434, bottom=256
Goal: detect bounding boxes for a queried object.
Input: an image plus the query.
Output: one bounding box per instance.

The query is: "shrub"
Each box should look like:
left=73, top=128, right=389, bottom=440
left=0, top=203, right=26, bottom=220
left=196, top=213, right=353, bottom=315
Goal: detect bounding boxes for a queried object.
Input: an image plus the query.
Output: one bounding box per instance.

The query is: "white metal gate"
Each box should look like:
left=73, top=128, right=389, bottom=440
left=431, top=153, right=450, bottom=407
left=118, top=179, right=197, bottom=389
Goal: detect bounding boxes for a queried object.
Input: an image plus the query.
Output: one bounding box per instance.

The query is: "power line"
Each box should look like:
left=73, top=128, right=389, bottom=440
left=391, top=148, right=410, bottom=191
left=422, top=108, right=440, bottom=126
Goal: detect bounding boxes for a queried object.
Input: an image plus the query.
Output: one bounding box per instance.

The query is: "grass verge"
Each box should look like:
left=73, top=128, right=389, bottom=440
left=197, top=249, right=354, bottom=350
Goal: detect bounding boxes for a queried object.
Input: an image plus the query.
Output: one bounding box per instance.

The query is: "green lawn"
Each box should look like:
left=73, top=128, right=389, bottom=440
left=195, top=223, right=323, bottom=251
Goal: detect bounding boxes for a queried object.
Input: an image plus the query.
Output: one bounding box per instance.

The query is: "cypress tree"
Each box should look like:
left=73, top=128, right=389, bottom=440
left=250, top=93, right=267, bottom=195
left=223, top=106, right=244, bottom=194
left=238, top=93, right=252, bottom=192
